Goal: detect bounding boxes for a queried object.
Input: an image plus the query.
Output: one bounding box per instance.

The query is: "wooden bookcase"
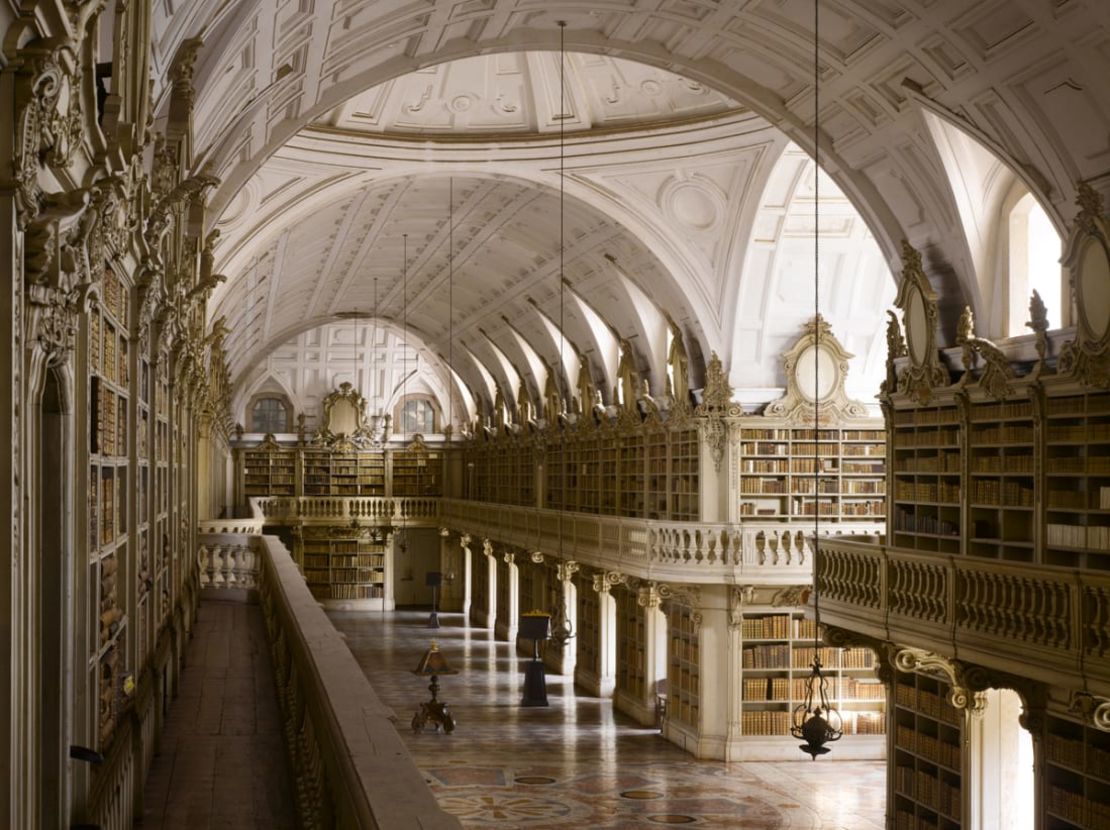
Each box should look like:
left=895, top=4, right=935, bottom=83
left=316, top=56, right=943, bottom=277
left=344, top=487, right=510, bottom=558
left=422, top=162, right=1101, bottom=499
left=885, top=384, right=1110, bottom=567
left=576, top=579, right=601, bottom=682
left=736, top=425, right=886, bottom=522
left=87, top=268, right=131, bottom=751
left=892, top=670, right=965, bottom=830
left=1044, top=713, right=1110, bottom=829
left=615, top=588, right=648, bottom=703
left=736, top=610, right=885, bottom=760
left=297, top=526, right=388, bottom=606
left=666, top=603, right=701, bottom=732
left=392, top=446, right=443, bottom=497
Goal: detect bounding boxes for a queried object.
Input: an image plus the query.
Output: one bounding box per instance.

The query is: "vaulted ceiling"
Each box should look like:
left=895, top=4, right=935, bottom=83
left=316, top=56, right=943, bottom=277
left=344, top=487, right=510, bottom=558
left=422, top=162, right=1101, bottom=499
left=154, top=0, right=1110, bottom=419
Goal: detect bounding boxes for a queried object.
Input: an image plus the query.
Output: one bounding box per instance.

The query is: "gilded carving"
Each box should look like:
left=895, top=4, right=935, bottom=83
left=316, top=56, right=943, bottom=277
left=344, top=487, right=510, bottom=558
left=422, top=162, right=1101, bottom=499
left=1058, top=182, right=1110, bottom=387
left=1027, top=290, right=1050, bottom=377
left=955, top=305, right=1014, bottom=400
left=894, top=241, right=950, bottom=404
left=764, top=315, right=868, bottom=422
left=694, top=351, right=739, bottom=471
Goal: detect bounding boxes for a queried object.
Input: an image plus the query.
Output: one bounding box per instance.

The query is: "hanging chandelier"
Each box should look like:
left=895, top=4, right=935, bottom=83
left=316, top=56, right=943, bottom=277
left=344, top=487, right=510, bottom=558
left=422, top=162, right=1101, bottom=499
left=790, top=0, right=843, bottom=760
left=549, top=19, right=576, bottom=650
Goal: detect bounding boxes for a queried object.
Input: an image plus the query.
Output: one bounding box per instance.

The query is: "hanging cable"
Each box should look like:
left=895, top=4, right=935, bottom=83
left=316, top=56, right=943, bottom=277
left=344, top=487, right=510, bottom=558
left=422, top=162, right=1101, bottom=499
left=558, top=19, right=566, bottom=566
left=813, top=0, right=821, bottom=653
left=449, top=178, right=454, bottom=438
left=403, top=233, right=408, bottom=441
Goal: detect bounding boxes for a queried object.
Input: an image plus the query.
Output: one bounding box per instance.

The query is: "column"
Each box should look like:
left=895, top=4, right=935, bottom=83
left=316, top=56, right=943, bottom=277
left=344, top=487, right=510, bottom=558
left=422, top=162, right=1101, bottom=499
left=695, top=584, right=736, bottom=760
left=543, top=560, right=578, bottom=676
left=470, top=538, right=497, bottom=629
left=438, top=530, right=470, bottom=617
left=495, top=551, right=519, bottom=642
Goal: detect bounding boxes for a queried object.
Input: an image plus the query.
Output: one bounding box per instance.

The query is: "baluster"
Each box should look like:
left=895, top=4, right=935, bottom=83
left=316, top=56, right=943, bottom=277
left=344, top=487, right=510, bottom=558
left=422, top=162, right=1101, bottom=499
left=197, top=546, right=210, bottom=587
left=211, top=546, right=225, bottom=587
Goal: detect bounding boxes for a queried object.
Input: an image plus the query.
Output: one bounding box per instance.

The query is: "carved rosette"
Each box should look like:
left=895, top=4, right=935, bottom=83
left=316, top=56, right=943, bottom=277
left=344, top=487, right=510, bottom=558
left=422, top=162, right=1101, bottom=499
left=894, top=241, right=950, bottom=404
left=1059, top=182, right=1110, bottom=387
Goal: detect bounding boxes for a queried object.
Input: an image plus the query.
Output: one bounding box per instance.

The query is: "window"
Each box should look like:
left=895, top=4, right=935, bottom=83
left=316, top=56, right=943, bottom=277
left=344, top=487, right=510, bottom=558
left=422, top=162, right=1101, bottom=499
left=1009, top=192, right=1063, bottom=332
left=251, top=397, right=289, bottom=434
left=399, top=398, right=436, bottom=434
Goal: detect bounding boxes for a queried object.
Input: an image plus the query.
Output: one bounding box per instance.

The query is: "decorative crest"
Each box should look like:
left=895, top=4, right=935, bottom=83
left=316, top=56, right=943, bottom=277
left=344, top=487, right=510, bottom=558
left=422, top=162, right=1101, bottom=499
left=894, top=240, right=949, bottom=404
left=1059, top=180, right=1110, bottom=387
left=764, top=315, right=869, bottom=422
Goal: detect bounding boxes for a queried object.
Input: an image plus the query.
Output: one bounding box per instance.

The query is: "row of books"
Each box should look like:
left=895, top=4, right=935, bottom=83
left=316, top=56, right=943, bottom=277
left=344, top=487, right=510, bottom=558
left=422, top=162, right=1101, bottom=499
left=896, top=725, right=961, bottom=769
left=895, top=685, right=961, bottom=724
left=970, top=453, right=1034, bottom=473
left=896, top=453, right=961, bottom=473
left=740, top=615, right=814, bottom=640
left=970, top=479, right=1034, bottom=507
left=970, top=424, right=1033, bottom=444
left=894, top=509, right=959, bottom=537
left=892, top=408, right=960, bottom=426
left=895, top=481, right=961, bottom=503
left=1047, top=523, right=1110, bottom=551
left=743, top=676, right=886, bottom=702
left=892, top=427, right=960, bottom=447
left=1047, top=785, right=1110, bottom=827
left=894, top=766, right=961, bottom=820
left=970, top=401, right=1033, bottom=421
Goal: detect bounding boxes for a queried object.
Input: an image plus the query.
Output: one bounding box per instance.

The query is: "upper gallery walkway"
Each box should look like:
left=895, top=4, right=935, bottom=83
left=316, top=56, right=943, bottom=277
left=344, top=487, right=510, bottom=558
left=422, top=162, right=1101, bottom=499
left=137, top=598, right=297, bottom=828
left=330, top=608, right=886, bottom=829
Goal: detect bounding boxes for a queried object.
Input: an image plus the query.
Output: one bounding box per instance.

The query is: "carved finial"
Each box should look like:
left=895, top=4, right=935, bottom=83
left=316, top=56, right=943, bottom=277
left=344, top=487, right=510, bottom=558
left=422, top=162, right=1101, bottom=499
left=886, top=311, right=907, bottom=359
left=1027, top=290, right=1049, bottom=375
left=900, top=238, right=923, bottom=274
left=1076, top=181, right=1104, bottom=230
left=957, top=305, right=974, bottom=344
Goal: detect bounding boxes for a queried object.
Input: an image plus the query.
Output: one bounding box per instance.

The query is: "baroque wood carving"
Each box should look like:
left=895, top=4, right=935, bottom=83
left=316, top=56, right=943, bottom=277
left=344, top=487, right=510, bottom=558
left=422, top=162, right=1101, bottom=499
left=955, top=305, right=1014, bottom=399
left=1059, top=182, right=1110, bottom=387
left=764, top=315, right=868, bottom=422
left=894, top=241, right=949, bottom=404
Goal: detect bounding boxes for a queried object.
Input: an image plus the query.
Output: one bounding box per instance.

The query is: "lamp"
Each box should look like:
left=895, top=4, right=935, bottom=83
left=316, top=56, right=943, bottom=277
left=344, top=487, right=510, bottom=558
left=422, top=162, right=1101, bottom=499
left=520, top=610, right=551, bottom=707
left=549, top=19, right=577, bottom=652
left=411, top=640, right=458, bottom=734
left=790, top=0, right=844, bottom=760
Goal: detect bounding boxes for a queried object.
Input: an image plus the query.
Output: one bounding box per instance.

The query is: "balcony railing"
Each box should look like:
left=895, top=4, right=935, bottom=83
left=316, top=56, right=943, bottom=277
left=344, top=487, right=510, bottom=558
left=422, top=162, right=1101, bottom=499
left=816, top=535, right=1110, bottom=696
left=197, top=531, right=462, bottom=829
left=205, top=499, right=882, bottom=585
left=440, top=499, right=881, bottom=585
left=248, top=496, right=440, bottom=524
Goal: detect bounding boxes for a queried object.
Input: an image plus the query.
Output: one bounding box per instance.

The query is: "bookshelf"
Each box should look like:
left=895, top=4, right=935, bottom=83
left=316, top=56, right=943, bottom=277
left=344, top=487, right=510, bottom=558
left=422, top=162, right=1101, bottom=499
left=615, top=588, right=647, bottom=703
left=391, top=445, right=442, bottom=497
left=576, top=579, right=601, bottom=682
left=297, top=526, right=388, bottom=607
left=1044, top=713, right=1110, bottom=830
left=884, top=384, right=1110, bottom=568
left=88, top=267, right=131, bottom=751
left=666, top=603, right=700, bottom=733
left=736, top=425, right=886, bottom=522
left=736, top=610, right=885, bottom=759
left=243, top=440, right=296, bottom=497
left=892, top=670, right=965, bottom=830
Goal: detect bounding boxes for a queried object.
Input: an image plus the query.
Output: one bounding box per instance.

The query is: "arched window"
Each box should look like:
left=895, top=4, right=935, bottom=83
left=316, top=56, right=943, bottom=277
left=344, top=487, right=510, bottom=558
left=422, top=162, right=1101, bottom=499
left=250, top=397, right=290, bottom=434
left=1009, top=193, right=1063, bottom=332
left=398, top=398, right=437, bottom=434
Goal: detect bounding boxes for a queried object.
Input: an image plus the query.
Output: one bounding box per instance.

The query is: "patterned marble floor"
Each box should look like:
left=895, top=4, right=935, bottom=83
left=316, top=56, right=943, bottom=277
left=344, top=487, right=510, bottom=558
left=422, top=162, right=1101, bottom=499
left=330, top=610, right=886, bottom=829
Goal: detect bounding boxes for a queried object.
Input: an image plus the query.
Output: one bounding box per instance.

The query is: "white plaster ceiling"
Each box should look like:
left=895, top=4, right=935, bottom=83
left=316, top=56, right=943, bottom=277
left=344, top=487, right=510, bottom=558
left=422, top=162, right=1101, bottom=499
left=317, top=52, right=737, bottom=136
left=154, top=0, right=1110, bottom=344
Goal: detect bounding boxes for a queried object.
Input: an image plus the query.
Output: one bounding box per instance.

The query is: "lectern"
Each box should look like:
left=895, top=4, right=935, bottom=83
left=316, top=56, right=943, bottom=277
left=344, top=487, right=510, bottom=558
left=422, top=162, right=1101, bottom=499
left=519, top=611, right=550, bottom=707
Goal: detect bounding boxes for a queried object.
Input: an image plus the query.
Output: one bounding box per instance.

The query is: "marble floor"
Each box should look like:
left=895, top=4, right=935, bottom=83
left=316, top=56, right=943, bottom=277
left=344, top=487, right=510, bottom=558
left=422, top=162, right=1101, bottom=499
left=330, top=610, right=886, bottom=830
left=138, top=599, right=297, bottom=829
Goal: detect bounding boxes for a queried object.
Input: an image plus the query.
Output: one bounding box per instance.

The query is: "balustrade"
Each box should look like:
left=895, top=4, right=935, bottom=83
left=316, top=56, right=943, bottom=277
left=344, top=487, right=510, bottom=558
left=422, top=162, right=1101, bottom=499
left=817, top=536, right=1110, bottom=695
left=195, top=532, right=460, bottom=829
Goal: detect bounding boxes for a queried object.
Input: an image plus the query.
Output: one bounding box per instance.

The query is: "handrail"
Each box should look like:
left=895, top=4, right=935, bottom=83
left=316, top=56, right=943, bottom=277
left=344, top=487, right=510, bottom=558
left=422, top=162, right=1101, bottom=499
left=817, top=535, right=1110, bottom=696
left=440, top=499, right=882, bottom=585
left=253, top=535, right=462, bottom=829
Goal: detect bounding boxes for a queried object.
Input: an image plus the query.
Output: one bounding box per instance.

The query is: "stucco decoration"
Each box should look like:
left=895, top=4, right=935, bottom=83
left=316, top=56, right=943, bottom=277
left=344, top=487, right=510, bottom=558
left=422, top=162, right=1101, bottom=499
left=1059, top=182, right=1110, bottom=387
left=764, top=315, right=868, bottom=423
left=894, top=241, right=950, bottom=404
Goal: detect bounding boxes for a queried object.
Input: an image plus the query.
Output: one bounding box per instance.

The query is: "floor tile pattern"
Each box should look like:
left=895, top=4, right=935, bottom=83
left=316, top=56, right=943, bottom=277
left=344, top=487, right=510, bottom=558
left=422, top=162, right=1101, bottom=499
left=137, top=600, right=296, bottom=829
left=331, top=610, right=886, bottom=830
